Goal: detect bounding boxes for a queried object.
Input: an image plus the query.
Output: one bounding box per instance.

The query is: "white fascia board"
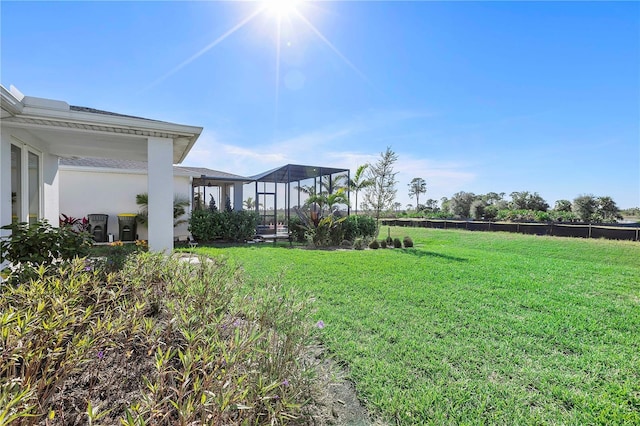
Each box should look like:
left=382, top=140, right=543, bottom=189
left=19, top=104, right=202, bottom=138
left=58, top=164, right=148, bottom=175
left=60, top=163, right=194, bottom=177
left=0, top=85, right=24, bottom=115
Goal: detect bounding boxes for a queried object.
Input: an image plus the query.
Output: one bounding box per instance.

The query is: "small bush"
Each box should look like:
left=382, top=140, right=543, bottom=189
left=1, top=220, right=93, bottom=284
left=403, top=236, right=414, bottom=248
left=353, top=237, right=365, bottom=250
left=189, top=210, right=259, bottom=242
left=380, top=240, right=388, bottom=249
left=393, top=238, right=402, bottom=248
left=369, top=239, right=380, bottom=250
left=342, top=215, right=377, bottom=241
left=341, top=240, right=353, bottom=248
left=288, top=216, right=307, bottom=243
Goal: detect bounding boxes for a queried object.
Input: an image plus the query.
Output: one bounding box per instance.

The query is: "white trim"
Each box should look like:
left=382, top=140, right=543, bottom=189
left=58, top=165, right=148, bottom=175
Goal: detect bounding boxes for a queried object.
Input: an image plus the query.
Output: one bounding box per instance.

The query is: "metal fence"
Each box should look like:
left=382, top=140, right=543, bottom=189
left=380, top=219, right=640, bottom=241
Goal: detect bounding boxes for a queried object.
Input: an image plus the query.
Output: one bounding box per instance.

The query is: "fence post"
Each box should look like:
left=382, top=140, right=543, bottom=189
left=588, top=223, right=592, bottom=239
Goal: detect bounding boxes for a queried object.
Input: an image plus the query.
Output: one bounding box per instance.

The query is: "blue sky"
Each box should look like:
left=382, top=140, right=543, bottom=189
left=2, top=1, right=639, bottom=209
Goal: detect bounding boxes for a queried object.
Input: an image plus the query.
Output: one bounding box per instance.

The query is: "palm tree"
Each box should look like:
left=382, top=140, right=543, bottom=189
left=135, top=193, right=190, bottom=227
left=347, top=164, right=373, bottom=215
left=321, top=174, right=347, bottom=195
left=244, top=197, right=261, bottom=210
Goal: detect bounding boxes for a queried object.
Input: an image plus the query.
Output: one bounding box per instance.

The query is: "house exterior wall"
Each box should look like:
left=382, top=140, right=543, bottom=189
left=59, top=167, right=192, bottom=241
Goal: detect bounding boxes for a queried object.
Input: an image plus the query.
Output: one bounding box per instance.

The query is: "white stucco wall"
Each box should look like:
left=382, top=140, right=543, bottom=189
left=59, top=167, right=192, bottom=241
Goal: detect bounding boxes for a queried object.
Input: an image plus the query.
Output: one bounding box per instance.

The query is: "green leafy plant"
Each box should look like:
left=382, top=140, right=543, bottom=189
left=188, top=210, right=259, bottom=242
left=342, top=215, right=377, bottom=242
left=135, top=193, right=190, bottom=227
left=402, top=236, right=414, bottom=248
left=368, top=239, right=380, bottom=249
left=1, top=220, right=93, bottom=284
left=380, top=239, right=388, bottom=249
left=353, top=237, right=365, bottom=250
left=1, top=252, right=315, bottom=424
left=393, top=237, right=402, bottom=248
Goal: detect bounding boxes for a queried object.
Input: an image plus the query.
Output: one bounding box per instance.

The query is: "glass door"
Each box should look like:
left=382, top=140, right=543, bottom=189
left=10, top=143, right=41, bottom=224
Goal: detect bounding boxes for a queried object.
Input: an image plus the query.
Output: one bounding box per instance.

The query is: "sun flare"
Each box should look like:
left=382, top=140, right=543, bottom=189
left=263, top=0, right=301, bottom=18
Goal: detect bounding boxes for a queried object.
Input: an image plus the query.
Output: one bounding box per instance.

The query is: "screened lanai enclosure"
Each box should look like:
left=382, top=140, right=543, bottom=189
left=190, top=164, right=351, bottom=237
left=249, top=164, right=350, bottom=235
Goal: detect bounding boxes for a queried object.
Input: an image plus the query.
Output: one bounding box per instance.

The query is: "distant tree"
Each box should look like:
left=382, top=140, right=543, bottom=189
left=348, top=164, right=374, bottom=216
left=321, top=174, right=347, bottom=195
left=393, top=202, right=402, bottom=212
left=363, top=147, right=398, bottom=223
left=424, top=199, right=439, bottom=211
left=510, top=191, right=549, bottom=211
left=406, top=203, right=414, bottom=211
left=449, top=191, right=477, bottom=218
left=554, top=199, right=573, bottom=212
left=470, top=199, right=487, bottom=220
left=482, top=192, right=506, bottom=205
left=408, top=177, right=427, bottom=208
left=621, top=207, right=640, bottom=217
left=573, top=194, right=598, bottom=222
left=597, top=196, right=622, bottom=222
left=244, top=197, right=256, bottom=210
left=440, top=197, right=451, bottom=215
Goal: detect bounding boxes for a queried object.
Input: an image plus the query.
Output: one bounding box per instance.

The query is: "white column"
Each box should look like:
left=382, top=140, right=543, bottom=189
left=0, top=132, right=10, bottom=230
left=234, top=182, right=243, bottom=211
left=147, top=137, right=174, bottom=253
left=42, top=153, right=59, bottom=225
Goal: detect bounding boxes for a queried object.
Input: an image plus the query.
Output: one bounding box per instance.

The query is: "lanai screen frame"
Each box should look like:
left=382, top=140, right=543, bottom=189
left=249, top=164, right=351, bottom=230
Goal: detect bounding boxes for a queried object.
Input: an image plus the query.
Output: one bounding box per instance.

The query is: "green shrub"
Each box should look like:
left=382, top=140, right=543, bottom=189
left=342, top=215, right=377, bottom=241
left=353, top=237, right=365, bottom=250
left=189, top=210, right=259, bottom=242
left=380, top=240, right=388, bottom=249
left=403, top=236, right=414, bottom=248
left=188, top=209, right=219, bottom=241
left=221, top=210, right=260, bottom=242
left=369, top=239, right=380, bottom=250
left=1, top=220, right=93, bottom=284
left=288, top=216, right=307, bottom=243
left=393, top=238, right=402, bottom=248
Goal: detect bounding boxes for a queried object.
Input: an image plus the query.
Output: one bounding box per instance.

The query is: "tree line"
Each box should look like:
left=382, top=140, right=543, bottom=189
left=349, top=147, right=629, bottom=224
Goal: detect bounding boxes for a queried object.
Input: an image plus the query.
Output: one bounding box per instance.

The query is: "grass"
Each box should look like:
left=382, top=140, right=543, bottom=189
left=189, top=227, right=640, bottom=424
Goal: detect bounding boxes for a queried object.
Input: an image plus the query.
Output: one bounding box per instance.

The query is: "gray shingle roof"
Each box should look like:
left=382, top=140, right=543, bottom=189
left=70, top=105, right=167, bottom=123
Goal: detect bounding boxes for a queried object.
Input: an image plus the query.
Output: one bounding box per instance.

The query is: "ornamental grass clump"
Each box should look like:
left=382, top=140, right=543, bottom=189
left=403, top=236, right=414, bottom=248
left=1, top=252, right=314, bottom=425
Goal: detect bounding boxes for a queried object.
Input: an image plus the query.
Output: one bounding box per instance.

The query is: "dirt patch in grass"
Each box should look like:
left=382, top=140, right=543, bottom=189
left=303, top=344, right=384, bottom=425
left=42, top=342, right=381, bottom=425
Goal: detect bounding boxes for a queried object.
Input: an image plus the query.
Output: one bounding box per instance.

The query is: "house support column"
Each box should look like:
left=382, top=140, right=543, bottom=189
left=147, top=137, right=173, bottom=253
left=233, top=182, right=243, bottom=211
left=42, top=153, right=59, bottom=225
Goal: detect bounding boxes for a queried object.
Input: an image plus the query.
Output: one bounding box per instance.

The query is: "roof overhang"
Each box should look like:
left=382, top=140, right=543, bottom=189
left=0, top=85, right=202, bottom=163
left=249, top=164, right=350, bottom=183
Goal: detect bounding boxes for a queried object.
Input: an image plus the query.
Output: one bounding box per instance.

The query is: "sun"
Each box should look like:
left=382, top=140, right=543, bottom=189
left=263, top=0, right=301, bottom=18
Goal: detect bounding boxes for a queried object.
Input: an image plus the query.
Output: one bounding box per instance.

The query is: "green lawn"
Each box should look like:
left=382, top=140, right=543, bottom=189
left=191, top=227, right=640, bottom=425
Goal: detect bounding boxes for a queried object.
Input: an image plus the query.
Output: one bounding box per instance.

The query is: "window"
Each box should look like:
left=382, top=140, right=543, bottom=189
left=10, top=143, right=41, bottom=224
left=11, top=144, right=22, bottom=223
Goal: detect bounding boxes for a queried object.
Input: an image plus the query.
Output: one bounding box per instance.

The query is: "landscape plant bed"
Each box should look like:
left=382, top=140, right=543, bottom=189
left=192, top=227, right=640, bottom=424
left=1, top=253, right=321, bottom=425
